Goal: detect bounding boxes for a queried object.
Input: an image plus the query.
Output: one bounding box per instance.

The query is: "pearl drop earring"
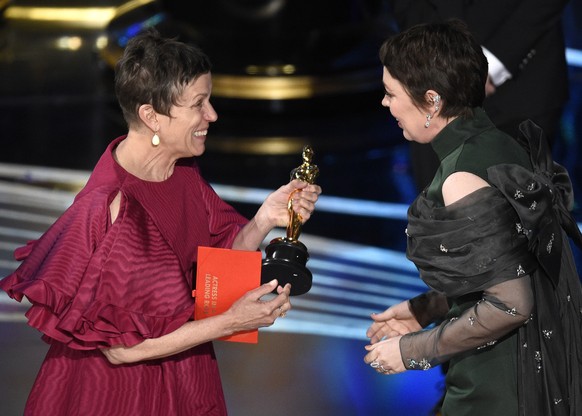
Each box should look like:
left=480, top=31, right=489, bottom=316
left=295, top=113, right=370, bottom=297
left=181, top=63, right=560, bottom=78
left=152, top=132, right=160, bottom=146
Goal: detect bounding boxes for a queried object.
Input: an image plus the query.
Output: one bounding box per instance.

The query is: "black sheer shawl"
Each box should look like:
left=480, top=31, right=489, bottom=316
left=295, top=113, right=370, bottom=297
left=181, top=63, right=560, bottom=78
left=404, top=121, right=582, bottom=416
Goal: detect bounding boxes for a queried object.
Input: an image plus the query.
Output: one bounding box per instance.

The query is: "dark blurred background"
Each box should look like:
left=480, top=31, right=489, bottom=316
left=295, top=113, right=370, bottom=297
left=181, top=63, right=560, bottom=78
left=0, top=1, right=581, bottom=415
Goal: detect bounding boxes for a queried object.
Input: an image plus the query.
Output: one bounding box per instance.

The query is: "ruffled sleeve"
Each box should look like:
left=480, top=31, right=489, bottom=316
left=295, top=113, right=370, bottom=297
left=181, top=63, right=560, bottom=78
left=0, top=143, right=250, bottom=352
left=0, top=186, right=195, bottom=350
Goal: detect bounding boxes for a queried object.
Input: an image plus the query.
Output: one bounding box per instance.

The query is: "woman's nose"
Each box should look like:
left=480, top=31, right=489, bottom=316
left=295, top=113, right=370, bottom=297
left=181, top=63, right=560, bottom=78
left=205, top=103, right=218, bottom=122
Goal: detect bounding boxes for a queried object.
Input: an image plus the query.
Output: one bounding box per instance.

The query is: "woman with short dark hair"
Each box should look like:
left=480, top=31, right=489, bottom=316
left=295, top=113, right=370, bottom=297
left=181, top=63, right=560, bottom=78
left=364, top=20, right=581, bottom=416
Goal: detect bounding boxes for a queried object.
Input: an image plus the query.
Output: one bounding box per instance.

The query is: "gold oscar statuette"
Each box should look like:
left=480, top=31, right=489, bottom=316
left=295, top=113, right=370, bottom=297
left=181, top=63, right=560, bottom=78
left=261, top=145, right=319, bottom=296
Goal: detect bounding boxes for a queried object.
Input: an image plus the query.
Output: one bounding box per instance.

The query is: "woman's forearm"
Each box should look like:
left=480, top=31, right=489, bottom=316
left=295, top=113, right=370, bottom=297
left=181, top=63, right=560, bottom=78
left=231, top=215, right=271, bottom=251
left=101, top=279, right=288, bottom=365
left=101, top=313, right=234, bottom=365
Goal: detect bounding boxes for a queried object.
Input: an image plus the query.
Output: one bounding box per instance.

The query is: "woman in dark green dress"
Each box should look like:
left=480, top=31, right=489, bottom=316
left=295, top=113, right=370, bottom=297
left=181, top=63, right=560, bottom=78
left=363, top=20, right=582, bottom=416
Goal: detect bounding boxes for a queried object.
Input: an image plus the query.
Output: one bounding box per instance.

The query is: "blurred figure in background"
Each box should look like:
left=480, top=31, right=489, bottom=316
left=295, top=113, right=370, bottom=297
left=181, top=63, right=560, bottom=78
left=389, top=0, right=571, bottom=191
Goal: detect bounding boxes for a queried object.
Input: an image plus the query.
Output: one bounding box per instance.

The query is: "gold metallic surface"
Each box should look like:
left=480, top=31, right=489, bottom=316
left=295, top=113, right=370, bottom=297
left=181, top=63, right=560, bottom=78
left=246, top=64, right=297, bottom=76
left=2, top=1, right=378, bottom=156
left=286, top=145, right=319, bottom=241
left=213, top=70, right=379, bottom=100
left=98, top=40, right=379, bottom=100
left=207, top=137, right=307, bottom=155
left=97, top=44, right=380, bottom=99
left=113, top=0, right=155, bottom=19
left=2, top=1, right=155, bottom=29
left=4, top=6, right=117, bottom=29
left=100, top=43, right=123, bottom=67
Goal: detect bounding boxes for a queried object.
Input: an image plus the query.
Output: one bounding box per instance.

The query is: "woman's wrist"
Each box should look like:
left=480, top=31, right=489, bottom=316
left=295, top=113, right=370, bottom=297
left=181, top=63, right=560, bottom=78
left=253, top=206, right=274, bottom=235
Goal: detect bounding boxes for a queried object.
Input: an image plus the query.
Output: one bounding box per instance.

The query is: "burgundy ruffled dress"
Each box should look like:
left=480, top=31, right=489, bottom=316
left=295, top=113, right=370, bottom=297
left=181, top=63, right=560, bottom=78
left=0, top=136, right=248, bottom=415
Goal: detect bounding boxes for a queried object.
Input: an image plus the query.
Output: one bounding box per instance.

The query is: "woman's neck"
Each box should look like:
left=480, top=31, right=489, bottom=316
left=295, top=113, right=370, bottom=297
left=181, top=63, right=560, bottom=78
left=114, top=133, right=175, bottom=182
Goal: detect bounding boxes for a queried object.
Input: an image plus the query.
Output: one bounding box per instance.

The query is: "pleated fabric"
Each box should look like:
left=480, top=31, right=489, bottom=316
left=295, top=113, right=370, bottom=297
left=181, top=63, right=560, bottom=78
left=0, top=136, right=248, bottom=415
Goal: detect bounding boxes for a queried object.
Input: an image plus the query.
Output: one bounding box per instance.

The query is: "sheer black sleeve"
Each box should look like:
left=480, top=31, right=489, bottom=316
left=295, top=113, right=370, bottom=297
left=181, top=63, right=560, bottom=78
left=408, top=290, right=450, bottom=328
left=400, top=276, right=533, bottom=370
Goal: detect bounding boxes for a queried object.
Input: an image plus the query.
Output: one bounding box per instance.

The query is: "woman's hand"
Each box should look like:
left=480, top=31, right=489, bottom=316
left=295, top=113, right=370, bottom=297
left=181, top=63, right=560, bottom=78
left=363, top=301, right=421, bottom=375
left=366, top=300, right=422, bottom=344
left=256, top=179, right=322, bottom=231
left=101, top=280, right=291, bottom=365
left=223, top=279, right=292, bottom=333
left=364, top=336, right=406, bottom=375
left=232, top=179, right=322, bottom=251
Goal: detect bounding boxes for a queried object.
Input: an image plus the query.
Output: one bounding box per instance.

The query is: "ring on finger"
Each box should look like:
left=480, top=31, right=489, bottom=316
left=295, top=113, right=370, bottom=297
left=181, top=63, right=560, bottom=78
left=370, top=360, right=380, bottom=369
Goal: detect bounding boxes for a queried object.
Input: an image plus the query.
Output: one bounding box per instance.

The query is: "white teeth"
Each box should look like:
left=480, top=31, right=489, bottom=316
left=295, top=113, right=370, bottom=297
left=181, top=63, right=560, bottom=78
left=194, top=130, right=207, bottom=137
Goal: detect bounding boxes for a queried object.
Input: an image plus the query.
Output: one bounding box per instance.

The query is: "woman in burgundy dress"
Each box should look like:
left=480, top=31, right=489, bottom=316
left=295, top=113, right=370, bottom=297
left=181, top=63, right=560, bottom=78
left=0, top=30, right=321, bottom=415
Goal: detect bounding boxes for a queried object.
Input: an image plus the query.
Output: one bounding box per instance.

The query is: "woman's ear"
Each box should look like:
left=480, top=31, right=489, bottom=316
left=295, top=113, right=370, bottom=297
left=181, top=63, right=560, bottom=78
left=138, top=104, right=158, bottom=131
left=424, top=90, right=441, bottom=115
left=424, top=90, right=440, bottom=107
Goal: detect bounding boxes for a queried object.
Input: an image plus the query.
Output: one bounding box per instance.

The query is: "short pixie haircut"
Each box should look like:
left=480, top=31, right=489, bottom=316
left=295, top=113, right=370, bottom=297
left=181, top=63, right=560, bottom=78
left=379, top=19, right=488, bottom=119
left=114, top=30, right=212, bottom=127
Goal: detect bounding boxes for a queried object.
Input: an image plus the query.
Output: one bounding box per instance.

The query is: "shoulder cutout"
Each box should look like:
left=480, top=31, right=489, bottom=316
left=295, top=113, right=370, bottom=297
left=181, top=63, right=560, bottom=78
left=442, top=171, right=490, bottom=206
left=109, top=191, right=123, bottom=224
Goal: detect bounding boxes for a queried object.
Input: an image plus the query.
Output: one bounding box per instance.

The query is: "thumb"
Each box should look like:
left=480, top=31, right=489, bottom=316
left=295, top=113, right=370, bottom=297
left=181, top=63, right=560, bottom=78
left=371, top=309, right=394, bottom=322
left=248, top=279, right=278, bottom=299
left=289, top=178, right=308, bottom=190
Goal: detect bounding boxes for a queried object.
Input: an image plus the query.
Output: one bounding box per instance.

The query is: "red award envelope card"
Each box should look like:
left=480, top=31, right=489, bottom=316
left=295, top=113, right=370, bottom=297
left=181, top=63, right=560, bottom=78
left=193, top=246, right=262, bottom=343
